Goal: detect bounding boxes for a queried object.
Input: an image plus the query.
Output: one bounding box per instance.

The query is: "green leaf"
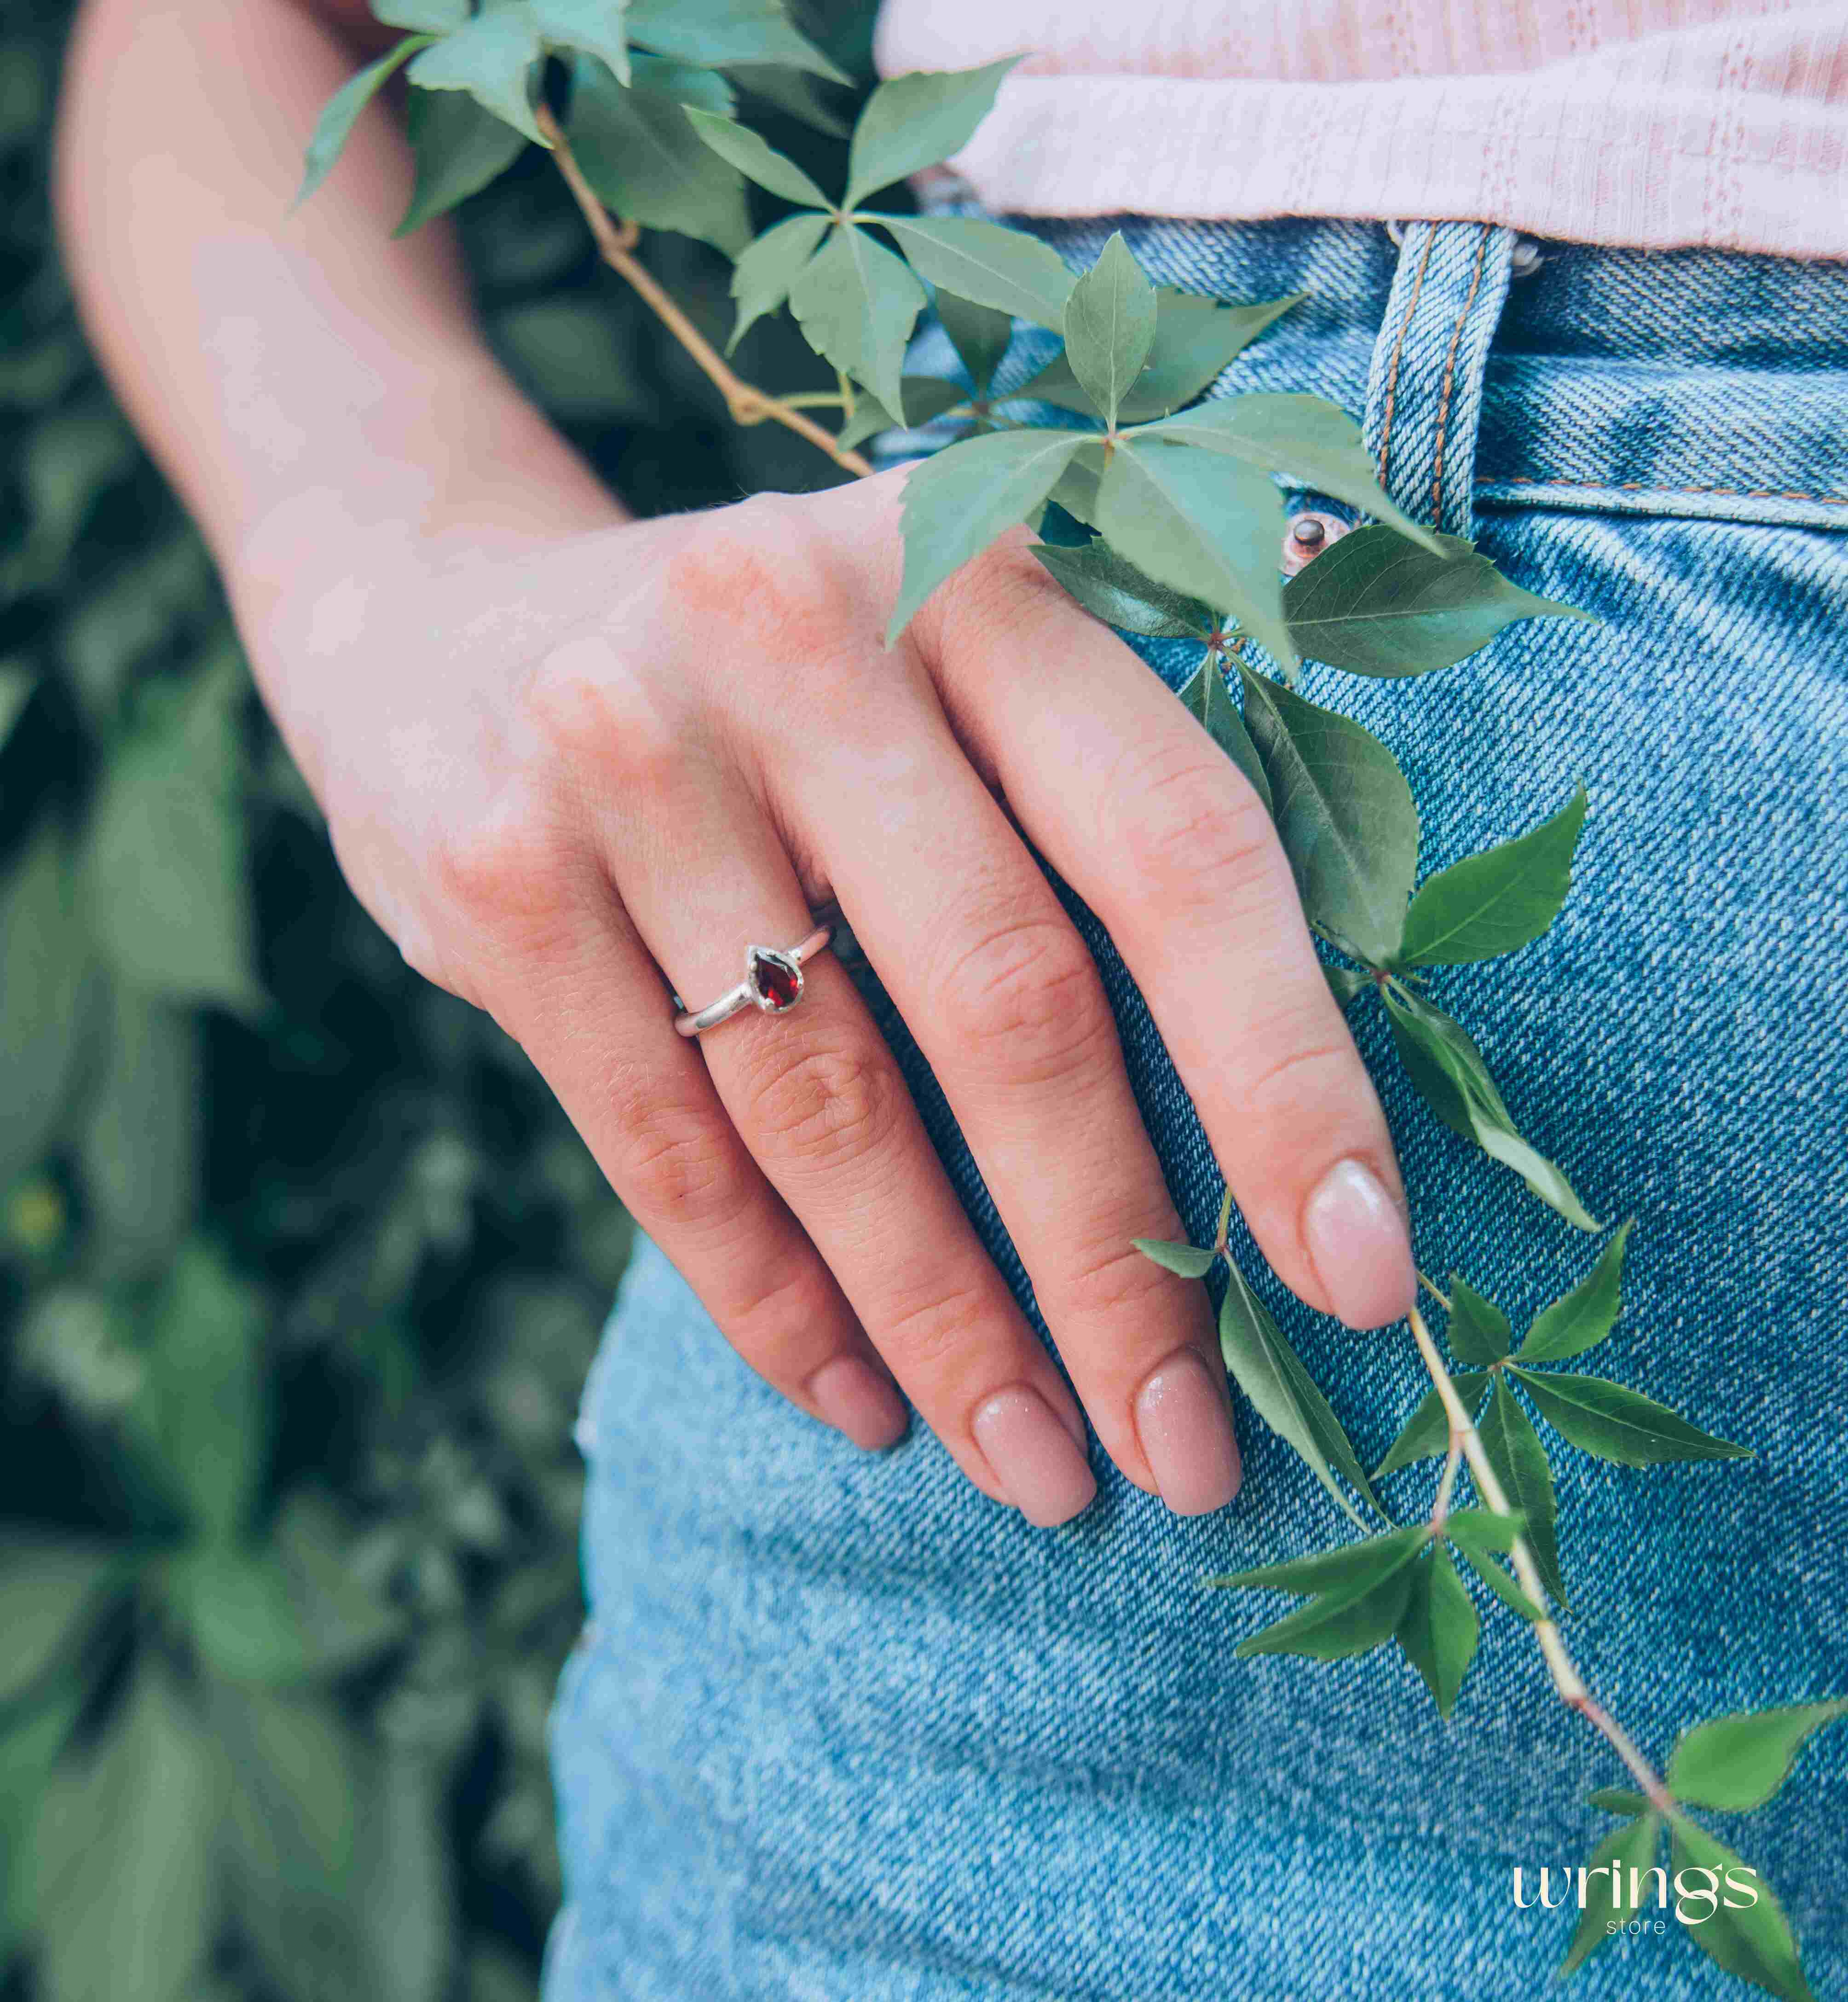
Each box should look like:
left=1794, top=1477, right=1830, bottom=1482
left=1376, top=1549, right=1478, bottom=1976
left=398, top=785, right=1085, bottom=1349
left=34, top=1663, right=224, bottom=2002
left=0, top=1533, right=117, bottom=1706
left=1139, top=394, right=1440, bottom=553
left=1561, top=1812, right=1663, bottom=1978
left=1455, top=1541, right=1546, bottom=1623
left=2, top=1687, right=84, bottom=1956
left=1447, top=1275, right=1512, bottom=1366
left=1589, top=1788, right=1653, bottom=1816
left=729, top=63, right=846, bottom=133
left=76, top=981, right=199, bottom=1278
left=1442, top=1506, right=1524, bottom=1556
left=272, top=1492, right=407, bottom=1676
left=1325, top=964, right=1370, bottom=1010
left=727, top=210, right=831, bottom=351
left=686, top=104, right=830, bottom=206
left=1510, top=1366, right=1751, bottom=1467
left=1670, top=1821, right=1816, bottom=2002
left=1211, top=1525, right=1428, bottom=1597
left=1396, top=1545, right=1478, bottom=1717
left=1668, top=1701, right=1848, bottom=1813
left=1131, top=1237, right=1217, bottom=1278
left=1238, top=668, right=1419, bottom=965
left=406, top=13, right=547, bottom=148
left=629, top=51, right=738, bottom=114
left=1478, top=1374, right=1566, bottom=1608
left=0, top=663, right=33, bottom=749
left=936, top=291, right=1013, bottom=395
left=355, top=1753, right=456, bottom=2002
left=1012, top=289, right=1301, bottom=424
left=1401, top=784, right=1588, bottom=966
left=1096, top=440, right=1295, bottom=670
left=566, top=59, right=750, bottom=253
left=123, top=1240, right=266, bottom=1544
left=625, top=0, right=849, bottom=82
left=1043, top=440, right=1105, bottom=527
left=1372, top=1370, right=1490, bottom=1478
left=1280, top=522, right=1593, bottom=676
left=373, top=0, right=467, bottom=26
left=170, top=1546, right=313, bottom=1685
left=789, top=223, right=927, bottom=417
left=1061, top=232, right=1156, bottom=428
left=0, top=822, right=93, bottom=1187
left=398, top=86, right=528, bottom=233
left=1267, top=1303, right=1390, bottom=1521
left=530, top=0, right=633, bottom=84
left=215, top=1684, right=358, bottom=1886
left=1032, top=538, right=1214, bottom=641
left=1383, top=986, right=1600, bottom=1230
left=1178, top=656, right=1272, bottom=814
left=1521, top=1221, right=1633, bottom=1364
left=843, top=58, right=1017, bottom=210
left=1216, top=1260, right=1374, bottom=1530
left=83, top=649, right=259, bottom=1014
left=1232, top=1529, right=1429, bottom=1661
left=298, top=37, right=433, bottom=207
left=887, top=428, right=1083, bottom=641
left=874, top=214, right=1074, bottom=330
left=833, top=376, right=971, bottom=449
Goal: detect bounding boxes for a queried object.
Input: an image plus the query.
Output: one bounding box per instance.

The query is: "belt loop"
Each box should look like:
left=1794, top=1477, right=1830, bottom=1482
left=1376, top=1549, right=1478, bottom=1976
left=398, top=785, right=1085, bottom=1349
left=1362, top=222, right=1517, bottom=539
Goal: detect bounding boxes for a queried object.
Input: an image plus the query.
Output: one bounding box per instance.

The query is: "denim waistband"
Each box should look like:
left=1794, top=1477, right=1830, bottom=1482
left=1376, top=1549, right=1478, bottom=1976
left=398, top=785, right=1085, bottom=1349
left=986, top=215, right=1848, bottom=535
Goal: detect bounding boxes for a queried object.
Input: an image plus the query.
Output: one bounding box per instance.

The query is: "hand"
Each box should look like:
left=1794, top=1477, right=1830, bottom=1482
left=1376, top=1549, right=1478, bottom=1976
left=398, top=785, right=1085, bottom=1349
left=270, top=469, right=1415, bottom=1527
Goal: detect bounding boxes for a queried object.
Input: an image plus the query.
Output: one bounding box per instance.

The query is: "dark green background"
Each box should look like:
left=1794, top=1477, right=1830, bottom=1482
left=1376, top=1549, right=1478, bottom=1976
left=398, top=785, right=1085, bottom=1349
left=0, top=6, right=874, bottom=1996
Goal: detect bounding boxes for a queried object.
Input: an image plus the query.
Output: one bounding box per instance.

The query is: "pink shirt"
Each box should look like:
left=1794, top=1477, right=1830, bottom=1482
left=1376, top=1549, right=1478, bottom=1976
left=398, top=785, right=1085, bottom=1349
left=873, top=0, right=1848, bottom=258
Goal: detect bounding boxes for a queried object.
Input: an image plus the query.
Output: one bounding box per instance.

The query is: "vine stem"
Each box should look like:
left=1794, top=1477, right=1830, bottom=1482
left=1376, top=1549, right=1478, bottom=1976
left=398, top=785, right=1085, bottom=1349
left=534, top=105, right=874, bottom=479
left=1407, top=1305, right=1674, bottom=1815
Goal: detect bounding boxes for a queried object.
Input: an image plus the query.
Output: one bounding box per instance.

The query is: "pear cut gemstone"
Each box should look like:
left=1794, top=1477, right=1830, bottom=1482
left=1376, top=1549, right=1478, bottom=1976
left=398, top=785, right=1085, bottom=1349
left=748, top=947, right=802, bottom=1011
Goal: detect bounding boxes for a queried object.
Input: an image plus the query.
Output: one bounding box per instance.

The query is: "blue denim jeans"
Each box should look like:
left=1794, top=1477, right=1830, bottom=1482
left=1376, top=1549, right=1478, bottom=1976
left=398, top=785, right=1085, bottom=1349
left=544, top=218, right=1848, bottom=2001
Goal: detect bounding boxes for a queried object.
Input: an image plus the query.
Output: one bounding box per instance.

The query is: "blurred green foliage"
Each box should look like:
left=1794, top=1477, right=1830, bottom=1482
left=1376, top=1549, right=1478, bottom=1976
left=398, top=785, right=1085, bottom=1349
left=0, top=3, right=876, bottom=1996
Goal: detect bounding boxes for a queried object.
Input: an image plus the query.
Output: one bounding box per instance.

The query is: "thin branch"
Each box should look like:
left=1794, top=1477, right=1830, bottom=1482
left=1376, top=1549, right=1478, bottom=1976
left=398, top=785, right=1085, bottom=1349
left=535, top=105, right=874, bottom=480
left=1408, top=1306, right=1674, bottom=1814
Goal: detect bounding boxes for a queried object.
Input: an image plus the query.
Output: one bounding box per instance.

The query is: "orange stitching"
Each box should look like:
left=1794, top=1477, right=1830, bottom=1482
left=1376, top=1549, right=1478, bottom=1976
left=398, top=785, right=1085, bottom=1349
left=1428, top=228, right=1494, bottom=528
left=1374, top=228, right=1435, bottom=496
left=1481, top=475, right=1848, bottom=507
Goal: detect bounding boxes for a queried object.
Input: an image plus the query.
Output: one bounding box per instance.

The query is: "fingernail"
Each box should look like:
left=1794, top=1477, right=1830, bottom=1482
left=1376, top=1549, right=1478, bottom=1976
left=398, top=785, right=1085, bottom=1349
left=1134, top=1350, right=1241, bottom=1515
left=809, top=1357, right=909, bottom=1451
left=972, top=1386, right=1097, bottom=1528
left=1304, top=1157, right=1417, bottom=1329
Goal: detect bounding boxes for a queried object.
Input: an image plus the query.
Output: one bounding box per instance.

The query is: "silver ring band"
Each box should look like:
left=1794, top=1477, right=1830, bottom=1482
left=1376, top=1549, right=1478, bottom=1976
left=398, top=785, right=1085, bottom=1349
left=673, top=926, right=833, bottom=1038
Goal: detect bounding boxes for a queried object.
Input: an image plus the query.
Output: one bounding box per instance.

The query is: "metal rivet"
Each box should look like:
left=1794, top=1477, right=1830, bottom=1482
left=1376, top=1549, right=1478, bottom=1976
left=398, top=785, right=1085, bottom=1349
left=1282, top=511, right=1348, bottom=575
left=1510, top=236, right=1545, bottom=278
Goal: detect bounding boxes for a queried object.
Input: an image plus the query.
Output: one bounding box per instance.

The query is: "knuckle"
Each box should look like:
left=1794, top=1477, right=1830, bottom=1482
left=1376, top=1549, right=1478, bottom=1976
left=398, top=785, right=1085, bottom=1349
left=933, top=911, right=1111, bottom=1081
left=939, top=528, right=1069, bottom=642
left=1238, top=1034, right=1358, bottom=1134
left=740, top=1036, right=899, bottom=1175
left=661, top=497, right=859, bottom=663
left=1056, top=1232, right=1189, bottom=1327
left=1109, top=739, right=1281, bottom=908
left=429, top=785, right=578, bottom=937
left=612, top=1095, right=738, bottom=1224
left=721, top=1262, right=823, bottom=1366
left=875, top=1276, right=993, bottom=1373
left=514, top=632, right=687, bottom=798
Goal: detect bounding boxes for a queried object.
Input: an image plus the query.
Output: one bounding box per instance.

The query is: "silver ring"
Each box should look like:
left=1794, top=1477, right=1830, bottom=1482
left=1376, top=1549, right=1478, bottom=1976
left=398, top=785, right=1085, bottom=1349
left=673, top=925, right=833, bottom=1038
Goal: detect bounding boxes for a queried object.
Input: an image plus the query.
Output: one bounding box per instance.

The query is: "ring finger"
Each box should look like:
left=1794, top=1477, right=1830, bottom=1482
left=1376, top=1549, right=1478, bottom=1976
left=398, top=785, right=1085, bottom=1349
left=605, top=744, right=1101, bottom=1527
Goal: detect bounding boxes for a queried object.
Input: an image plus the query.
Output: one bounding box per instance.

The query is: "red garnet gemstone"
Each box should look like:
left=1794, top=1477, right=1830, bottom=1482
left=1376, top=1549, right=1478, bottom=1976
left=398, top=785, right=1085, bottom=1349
left=749, top=948, right=801, bottom=1011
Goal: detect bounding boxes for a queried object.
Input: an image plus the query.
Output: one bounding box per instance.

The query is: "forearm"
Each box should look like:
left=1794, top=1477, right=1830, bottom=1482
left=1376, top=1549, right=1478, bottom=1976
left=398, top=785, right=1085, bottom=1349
left=54, top=0, right=623, bottom=791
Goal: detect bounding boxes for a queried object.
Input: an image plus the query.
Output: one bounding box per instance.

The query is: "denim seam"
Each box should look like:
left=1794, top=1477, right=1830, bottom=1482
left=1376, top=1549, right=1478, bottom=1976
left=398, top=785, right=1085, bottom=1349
left=1428, top=227, right=1495, bottom=526
left=1482, top=473, right=1848, bottom=506
left=1373, top=227, right=1436, bottom=496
